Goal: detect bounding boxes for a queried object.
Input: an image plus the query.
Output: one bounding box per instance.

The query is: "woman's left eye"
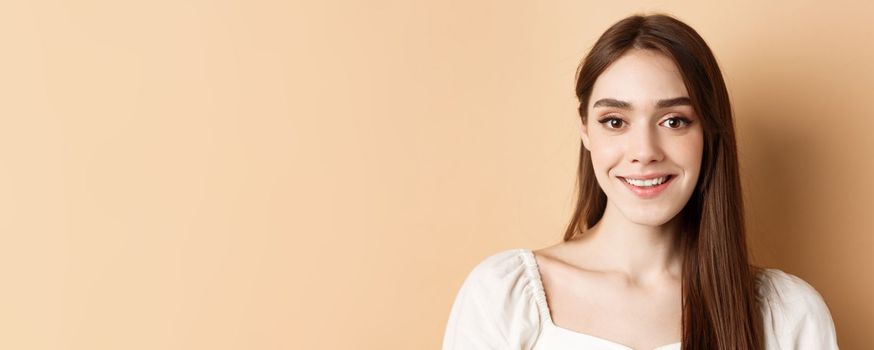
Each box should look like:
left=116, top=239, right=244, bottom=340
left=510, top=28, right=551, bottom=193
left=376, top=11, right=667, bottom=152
left=661, top=116, right=692, bottom=129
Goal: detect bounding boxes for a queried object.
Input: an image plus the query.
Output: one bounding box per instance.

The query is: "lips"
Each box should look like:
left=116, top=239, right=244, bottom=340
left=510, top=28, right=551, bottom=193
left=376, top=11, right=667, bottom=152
left=617, top=174, right=676, bottom=199
left=621, top=175, right=670, bottom=186
left=618, top=173, right=674, bottom=180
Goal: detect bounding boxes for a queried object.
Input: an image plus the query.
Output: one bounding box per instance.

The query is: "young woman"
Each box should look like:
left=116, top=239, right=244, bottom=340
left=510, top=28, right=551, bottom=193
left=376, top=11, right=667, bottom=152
left=442, top=14, right=839, bottom=350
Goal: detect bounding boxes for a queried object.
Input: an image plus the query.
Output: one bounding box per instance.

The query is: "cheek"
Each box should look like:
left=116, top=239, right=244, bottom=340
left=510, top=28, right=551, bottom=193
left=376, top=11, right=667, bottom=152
left=670, top=131, right=704, bottom=174
left=587, top=136, right=624, bottom=173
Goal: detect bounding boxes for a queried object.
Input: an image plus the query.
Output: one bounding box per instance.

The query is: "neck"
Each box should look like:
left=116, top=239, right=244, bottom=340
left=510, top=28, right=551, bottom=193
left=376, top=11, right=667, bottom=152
left=573, top=200, right=685, bottom=284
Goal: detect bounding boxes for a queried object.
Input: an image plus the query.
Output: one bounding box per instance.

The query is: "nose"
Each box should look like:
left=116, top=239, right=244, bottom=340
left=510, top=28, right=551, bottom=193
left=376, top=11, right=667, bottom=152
left=627, top=124, right=664, bottom=164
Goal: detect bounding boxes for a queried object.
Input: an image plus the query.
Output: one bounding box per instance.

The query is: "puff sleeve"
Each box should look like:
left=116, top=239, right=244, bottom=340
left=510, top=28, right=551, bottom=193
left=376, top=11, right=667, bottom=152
left=758, top=268, right=840, bottom=349
left=441, top=249, right=543, bottom=350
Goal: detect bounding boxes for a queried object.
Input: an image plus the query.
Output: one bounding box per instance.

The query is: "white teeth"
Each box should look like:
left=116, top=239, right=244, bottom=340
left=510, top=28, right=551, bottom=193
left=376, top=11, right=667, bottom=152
left=623, top=176, right=668, bottom=187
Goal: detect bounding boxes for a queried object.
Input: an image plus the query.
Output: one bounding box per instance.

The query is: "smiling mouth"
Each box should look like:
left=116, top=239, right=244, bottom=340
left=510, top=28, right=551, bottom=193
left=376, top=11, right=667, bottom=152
left=618, top=175, right=674, bottom=187
left=616, top=174, right=676, bottom=199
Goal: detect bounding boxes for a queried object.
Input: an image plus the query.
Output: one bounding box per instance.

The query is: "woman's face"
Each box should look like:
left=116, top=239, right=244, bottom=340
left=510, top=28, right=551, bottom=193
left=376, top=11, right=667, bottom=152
left=580, top=49, right=704, bottom=227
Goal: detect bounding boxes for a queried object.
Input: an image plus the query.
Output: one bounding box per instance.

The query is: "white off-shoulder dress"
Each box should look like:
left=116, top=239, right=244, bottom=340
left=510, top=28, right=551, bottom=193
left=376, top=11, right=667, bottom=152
left=442, top=249, right=839, bottom=350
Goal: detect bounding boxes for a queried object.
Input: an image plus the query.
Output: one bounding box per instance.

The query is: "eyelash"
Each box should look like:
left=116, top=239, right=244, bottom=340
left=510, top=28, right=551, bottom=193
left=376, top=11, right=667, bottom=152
left=597, top=115, right=693, bottom=130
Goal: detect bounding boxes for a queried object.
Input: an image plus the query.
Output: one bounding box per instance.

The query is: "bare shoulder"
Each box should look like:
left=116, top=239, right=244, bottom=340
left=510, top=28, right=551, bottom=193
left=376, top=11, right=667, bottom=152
left=532, top=241, right=578, bottom=275
left=531, top=240, right=607, bottom=290
left=532, top=239, right=601, bottom=275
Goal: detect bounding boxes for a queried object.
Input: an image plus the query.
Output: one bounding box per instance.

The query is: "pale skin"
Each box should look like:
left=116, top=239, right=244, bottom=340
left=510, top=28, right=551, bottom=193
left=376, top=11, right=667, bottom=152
left=533, top=49, right=704, bottom=350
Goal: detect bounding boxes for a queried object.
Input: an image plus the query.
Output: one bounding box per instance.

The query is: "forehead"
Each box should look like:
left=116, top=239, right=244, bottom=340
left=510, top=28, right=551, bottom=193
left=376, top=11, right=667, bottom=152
left=589, top=49, right=688, bottom=108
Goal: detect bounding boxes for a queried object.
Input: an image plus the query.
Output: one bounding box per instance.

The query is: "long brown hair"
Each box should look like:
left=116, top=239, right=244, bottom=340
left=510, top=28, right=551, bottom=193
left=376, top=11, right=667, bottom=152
left=565, top=14, right=764, bottom=349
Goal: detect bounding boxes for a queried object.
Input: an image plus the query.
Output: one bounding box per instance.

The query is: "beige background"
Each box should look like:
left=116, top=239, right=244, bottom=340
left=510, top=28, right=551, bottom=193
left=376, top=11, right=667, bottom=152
left=1, top=0, right=871, bottom=349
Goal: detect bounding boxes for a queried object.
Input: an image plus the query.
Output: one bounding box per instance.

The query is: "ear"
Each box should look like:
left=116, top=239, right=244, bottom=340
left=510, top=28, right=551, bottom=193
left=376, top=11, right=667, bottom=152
left=579, top=117, right=591, bottom=151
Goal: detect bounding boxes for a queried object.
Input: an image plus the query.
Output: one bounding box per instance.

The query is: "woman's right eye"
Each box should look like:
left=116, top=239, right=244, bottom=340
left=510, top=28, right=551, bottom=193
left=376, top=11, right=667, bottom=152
left=598, top=116, right=625, bottom=129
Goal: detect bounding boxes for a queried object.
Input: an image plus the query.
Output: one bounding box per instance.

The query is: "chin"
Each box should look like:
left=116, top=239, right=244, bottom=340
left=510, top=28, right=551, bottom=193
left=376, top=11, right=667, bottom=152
left=620, top=206, right=682, bottom=227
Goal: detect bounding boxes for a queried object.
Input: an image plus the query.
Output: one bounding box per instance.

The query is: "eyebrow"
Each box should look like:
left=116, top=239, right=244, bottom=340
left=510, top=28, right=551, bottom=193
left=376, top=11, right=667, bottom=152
left=592, top=97, right=693, bottom=109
